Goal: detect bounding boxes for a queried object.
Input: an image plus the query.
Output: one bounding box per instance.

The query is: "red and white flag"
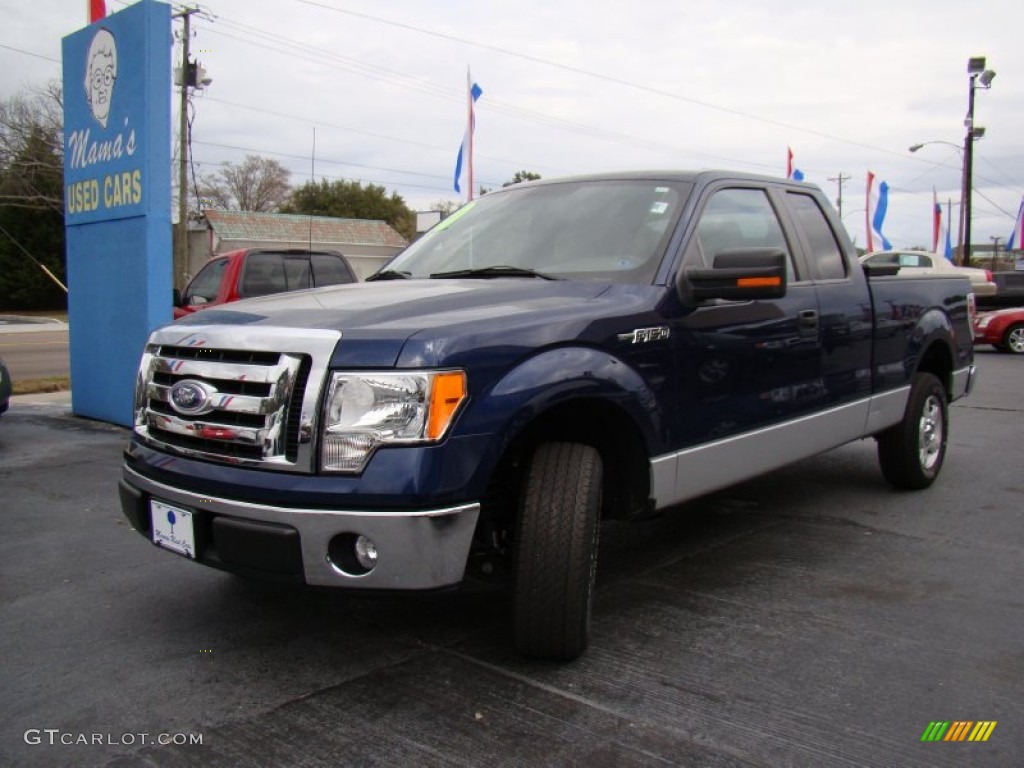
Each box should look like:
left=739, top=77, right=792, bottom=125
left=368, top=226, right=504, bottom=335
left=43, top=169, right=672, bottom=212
left=90, top=0, right=106, bottom=24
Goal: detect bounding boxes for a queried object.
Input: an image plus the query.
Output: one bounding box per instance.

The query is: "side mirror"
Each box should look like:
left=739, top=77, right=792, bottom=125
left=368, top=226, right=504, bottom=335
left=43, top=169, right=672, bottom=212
left=679, top=248, right=787, bottom=304
left=172, top=288, right=183, bottom=308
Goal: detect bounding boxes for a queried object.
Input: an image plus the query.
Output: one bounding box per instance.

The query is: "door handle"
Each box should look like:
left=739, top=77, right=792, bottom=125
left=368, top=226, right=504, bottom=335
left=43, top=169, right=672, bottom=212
left=798, top=309, right=818, bottom=336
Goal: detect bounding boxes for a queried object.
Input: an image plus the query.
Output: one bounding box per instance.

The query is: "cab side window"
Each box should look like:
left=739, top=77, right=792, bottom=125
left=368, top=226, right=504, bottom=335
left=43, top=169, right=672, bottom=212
left=786, top=192, right=847, bottom=280
left=686, top=188, right=796, bottom=281
left=184, top=258, right=227, bottom=304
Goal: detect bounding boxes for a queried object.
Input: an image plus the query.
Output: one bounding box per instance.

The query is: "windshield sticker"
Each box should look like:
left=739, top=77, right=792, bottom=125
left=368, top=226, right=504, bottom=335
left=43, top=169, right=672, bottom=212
left=650, top=202, right=669, bottom=214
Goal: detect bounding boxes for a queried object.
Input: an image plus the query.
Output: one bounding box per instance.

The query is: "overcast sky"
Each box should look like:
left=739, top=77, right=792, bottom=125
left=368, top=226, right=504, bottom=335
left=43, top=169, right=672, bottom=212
left=3, top=0, right=1023, bottom=250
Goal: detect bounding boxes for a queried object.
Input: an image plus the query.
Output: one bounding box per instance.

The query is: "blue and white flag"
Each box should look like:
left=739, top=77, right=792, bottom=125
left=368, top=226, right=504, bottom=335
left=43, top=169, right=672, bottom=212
left=1007, top=196, right=1023, bottom=250
left=454, top=77, right=483, bottom=197
left=866, top=170, right=892, bottom=252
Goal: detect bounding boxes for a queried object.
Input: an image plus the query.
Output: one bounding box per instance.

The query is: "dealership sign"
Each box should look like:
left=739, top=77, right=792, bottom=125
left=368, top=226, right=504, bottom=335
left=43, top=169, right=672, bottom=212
left=62, top=0, right=172, bottom=426
left=63, top=7, right=161, bottom=223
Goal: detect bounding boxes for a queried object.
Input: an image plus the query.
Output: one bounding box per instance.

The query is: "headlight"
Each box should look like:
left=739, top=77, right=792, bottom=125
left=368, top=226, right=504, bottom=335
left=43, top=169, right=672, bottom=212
left=321, top=370, right=467, bottom=472
left=976, top=314, right=991, bottom=329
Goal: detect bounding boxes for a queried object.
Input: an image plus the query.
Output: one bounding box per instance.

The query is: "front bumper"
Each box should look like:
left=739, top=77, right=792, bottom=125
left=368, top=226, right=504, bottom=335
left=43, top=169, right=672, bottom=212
left=120, top=465, right=480, bottom=590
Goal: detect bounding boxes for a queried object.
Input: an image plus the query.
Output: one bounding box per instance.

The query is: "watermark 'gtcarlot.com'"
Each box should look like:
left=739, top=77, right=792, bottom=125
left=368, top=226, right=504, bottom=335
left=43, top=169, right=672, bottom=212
left=24, top=729, right=203, bottom=747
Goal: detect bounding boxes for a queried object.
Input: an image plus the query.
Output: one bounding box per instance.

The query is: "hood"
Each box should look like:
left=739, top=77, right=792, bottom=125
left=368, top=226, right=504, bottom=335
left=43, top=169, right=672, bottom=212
left=171, top=279, right=652, bottom=368
left=174, top=279, right=611, bottom=331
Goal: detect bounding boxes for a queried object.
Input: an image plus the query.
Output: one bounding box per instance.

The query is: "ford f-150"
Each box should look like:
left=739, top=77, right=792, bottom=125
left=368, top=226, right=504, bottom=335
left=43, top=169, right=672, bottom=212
left=120, top=171, right=976, bottom=660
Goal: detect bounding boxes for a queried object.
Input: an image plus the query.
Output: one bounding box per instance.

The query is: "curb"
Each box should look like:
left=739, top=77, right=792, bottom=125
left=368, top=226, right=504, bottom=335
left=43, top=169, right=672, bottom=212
left=10, top=390, right=73, bottom=406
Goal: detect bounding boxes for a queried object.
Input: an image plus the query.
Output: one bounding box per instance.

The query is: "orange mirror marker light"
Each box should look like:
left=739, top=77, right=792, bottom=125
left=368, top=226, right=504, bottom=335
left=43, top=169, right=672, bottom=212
left=737, top=276, right=782, bottom=288
left=427, top=371, right=467, bottom=440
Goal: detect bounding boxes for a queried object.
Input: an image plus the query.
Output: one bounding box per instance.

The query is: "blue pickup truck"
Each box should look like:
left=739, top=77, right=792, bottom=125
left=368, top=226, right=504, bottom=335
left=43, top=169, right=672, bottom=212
left=120, top=171, right=976, bottom=660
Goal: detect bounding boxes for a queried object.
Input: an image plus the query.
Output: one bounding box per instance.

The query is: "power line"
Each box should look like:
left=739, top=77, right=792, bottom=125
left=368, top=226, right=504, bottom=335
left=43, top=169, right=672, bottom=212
left=0, top=43, right=60, bottom=64
left=295, top=0, right=919, bottom=163
left=195, top=15, right=788, bottom=174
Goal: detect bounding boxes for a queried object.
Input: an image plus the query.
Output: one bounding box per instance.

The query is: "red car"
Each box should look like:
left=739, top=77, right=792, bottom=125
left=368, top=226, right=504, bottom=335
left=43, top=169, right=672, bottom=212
left=174, top=248, right=358, bottom=319
left=973, top=307, right=1024, bottom=354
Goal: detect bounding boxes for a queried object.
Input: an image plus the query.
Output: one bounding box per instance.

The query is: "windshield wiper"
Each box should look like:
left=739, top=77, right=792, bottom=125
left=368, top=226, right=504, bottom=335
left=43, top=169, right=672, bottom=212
left=429, top=265, right=560, bottom=280
left=365, top=269, right=412, bottom=281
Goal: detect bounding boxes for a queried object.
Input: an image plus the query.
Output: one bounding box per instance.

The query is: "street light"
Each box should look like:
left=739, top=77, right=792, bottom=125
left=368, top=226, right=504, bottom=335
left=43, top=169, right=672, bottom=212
left=909, top=140, right=965, bottom=154
left=962, top=56, right=996, bottom=266
left=909, top=134, right=985, bottom=260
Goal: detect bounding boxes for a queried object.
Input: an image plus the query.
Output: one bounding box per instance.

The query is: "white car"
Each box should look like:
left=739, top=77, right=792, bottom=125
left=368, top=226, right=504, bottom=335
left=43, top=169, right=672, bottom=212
left=860, top=250, right=996, bottom=297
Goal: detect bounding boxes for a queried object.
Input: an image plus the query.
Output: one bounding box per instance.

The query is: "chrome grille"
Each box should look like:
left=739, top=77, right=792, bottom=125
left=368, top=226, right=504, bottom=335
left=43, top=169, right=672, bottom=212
left=134, top=326, right=341, bottom=472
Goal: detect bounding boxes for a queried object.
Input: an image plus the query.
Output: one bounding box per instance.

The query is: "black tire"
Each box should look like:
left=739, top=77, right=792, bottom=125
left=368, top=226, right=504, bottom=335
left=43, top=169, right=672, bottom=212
left=877, top=372, right=948, bottom=490
left=999, top=323, right=1024, bottom=354
left=513, top=442, right=602, bottom=661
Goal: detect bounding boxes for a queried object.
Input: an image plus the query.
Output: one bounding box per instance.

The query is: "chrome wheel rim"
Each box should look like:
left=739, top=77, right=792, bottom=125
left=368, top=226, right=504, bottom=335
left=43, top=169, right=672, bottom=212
left=1007, top=327, right=1024, bottom=354
left=918, top=395, right=943, bottom=471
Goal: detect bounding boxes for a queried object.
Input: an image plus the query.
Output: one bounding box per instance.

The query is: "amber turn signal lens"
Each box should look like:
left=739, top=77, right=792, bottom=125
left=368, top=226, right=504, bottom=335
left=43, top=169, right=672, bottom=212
left=426, top=371, right=467, bottom=440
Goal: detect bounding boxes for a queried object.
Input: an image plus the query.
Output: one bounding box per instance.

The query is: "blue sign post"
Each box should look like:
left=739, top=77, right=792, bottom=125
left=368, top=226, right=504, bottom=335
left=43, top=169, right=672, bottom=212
left=62, top=0, right=171, bottom=426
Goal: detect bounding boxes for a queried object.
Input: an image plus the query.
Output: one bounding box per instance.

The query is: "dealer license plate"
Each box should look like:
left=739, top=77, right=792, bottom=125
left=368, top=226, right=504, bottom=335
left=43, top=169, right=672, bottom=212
left=150, top=499, right=196, bottom=559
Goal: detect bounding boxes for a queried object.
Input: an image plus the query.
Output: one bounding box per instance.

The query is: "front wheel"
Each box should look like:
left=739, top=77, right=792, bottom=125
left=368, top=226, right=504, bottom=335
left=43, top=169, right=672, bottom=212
left=877, top=372, right=948, bottom=490
left=513, top=442, right=602, bottom=661
left=999, top=323, right=1024, bottom=354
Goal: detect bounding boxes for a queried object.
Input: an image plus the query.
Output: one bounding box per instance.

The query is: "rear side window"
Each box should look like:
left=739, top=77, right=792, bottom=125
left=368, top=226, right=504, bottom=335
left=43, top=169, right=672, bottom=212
left=786, top=193, right=847, bottom=280
left=897, top=253, right=932, bottom=268
left=311, top=253, right=357, bottom=286
left=241, top=252, right=356, bottom=297
left=240, top=252, right=288, bottom=297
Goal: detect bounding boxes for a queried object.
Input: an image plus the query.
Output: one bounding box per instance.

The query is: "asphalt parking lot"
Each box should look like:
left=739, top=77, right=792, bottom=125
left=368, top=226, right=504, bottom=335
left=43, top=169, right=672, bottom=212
left=1, top=351, right=1021, bottom=767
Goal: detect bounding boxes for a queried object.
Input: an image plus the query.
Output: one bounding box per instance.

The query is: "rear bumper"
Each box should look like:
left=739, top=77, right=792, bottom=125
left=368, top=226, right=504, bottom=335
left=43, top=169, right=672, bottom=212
left=973, top=282, right=997, bottom=297
left=120, top=465, right=480, bottom=590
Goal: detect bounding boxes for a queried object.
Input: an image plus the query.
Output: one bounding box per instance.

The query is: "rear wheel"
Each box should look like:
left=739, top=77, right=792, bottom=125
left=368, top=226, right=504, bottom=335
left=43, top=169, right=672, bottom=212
left=1000, top=323, right=1024, bottom=354
left=513, top=442, right=602, bottom=661
left=877, top=372, right=948, bottom=490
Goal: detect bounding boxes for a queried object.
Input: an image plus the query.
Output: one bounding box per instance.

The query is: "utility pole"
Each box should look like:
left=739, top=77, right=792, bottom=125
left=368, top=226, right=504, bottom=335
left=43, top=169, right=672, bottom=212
left=990, top=236, right=1002, bottom=271
left=173, top=7, right=200, bottom=291
left=827, top=173, right=851, bottom=219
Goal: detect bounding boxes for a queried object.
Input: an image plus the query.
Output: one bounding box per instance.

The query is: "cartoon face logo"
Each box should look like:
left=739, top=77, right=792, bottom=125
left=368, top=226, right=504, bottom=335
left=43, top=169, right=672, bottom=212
left=84, top=28, right=117, bottom=128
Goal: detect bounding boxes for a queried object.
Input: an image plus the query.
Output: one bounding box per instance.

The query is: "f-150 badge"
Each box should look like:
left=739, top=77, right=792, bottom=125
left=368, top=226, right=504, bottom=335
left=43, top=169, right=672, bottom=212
left=618, top=327, right=670, bottom=344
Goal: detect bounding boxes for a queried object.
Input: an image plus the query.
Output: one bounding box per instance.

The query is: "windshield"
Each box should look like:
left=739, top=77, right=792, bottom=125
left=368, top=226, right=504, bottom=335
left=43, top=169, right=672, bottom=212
left=386, top=179, right=691, bottom=283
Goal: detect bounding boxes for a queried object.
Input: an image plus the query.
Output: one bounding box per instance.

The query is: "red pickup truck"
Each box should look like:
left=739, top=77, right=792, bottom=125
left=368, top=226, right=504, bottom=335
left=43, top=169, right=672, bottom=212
left=173, top=248, right=358, bottom=319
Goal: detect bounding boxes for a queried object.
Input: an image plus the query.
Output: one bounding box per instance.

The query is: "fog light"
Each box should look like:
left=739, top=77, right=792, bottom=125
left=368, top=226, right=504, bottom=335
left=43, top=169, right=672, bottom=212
left=327, top=532, right=378, bottom=576
left=354, top=535, right=378, bottom=571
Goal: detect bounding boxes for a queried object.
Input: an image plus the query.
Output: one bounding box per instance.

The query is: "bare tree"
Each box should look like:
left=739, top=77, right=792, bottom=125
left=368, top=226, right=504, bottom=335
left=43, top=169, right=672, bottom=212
left=197, top=154, right=291, bottom=212
left=0, top=81, right=64, bottom=211
left=0, top=81, right=66, bottom=308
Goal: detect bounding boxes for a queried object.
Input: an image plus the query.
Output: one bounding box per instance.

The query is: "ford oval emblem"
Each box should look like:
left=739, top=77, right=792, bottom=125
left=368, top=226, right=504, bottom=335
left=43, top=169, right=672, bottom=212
left=169, top=379, right=213, bottom=415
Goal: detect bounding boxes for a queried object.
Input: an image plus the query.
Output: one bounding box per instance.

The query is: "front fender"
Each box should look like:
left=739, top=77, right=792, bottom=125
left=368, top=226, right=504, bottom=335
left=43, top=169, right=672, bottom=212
left=461, top=345, right=665, bottom=458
